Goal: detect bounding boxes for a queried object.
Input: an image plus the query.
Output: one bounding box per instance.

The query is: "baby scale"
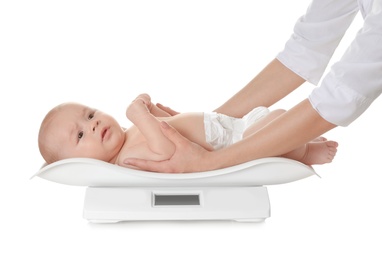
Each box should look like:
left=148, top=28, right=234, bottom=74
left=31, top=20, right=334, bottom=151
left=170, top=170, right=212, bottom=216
left=33, top=157, right=317, bottom=223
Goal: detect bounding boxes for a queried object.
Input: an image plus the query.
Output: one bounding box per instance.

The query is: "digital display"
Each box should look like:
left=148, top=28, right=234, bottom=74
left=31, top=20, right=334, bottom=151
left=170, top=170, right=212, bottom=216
left=154, top=194, right=200, bottom=206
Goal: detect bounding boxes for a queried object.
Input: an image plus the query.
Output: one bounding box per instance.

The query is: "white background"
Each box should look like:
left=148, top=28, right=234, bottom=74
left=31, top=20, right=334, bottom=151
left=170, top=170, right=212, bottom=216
left=1, top=1, right=381, bottom=259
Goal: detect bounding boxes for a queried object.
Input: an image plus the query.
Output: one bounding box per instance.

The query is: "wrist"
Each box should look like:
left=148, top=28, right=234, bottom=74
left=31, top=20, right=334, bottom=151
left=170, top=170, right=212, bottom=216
left=206, top=148, right=243, bottom=170
left=198, top=150, right=226, bottom=171
left=126, top=100, right=150, bottom=121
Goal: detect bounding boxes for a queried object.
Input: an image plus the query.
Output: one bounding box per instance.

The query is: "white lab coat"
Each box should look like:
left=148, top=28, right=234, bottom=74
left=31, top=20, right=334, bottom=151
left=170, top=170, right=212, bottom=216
left=277, top=0, right=382, bottom=126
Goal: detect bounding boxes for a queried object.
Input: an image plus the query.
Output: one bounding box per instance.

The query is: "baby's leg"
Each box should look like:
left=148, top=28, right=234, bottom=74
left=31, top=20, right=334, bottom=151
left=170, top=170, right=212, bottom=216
left=243, top=109, right=286, bottom=138
left=164, top=112, right=215, bottom=151
left=243, top=109, right=338, bottom=165
left=281, top=140, right=338, bottom=165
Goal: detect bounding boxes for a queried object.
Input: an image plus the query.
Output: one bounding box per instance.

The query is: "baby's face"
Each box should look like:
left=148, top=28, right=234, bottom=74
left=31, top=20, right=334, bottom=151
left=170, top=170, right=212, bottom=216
left=48, top=103, right=125, bottom=162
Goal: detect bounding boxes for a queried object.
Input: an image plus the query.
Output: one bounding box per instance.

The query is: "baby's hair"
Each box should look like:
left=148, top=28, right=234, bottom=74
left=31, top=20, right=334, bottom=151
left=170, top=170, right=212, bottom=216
left=38, top=104, right=65, bottom=164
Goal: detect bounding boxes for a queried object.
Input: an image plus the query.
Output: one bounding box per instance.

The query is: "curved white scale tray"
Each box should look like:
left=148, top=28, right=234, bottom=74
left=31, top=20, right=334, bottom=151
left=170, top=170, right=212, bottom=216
left=33, top=157, right=317, bottom=187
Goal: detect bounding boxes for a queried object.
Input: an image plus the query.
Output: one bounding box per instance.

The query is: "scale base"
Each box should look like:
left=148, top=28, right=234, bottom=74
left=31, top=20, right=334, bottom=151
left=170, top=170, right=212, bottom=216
left=83, top=186, right=270, bottom=223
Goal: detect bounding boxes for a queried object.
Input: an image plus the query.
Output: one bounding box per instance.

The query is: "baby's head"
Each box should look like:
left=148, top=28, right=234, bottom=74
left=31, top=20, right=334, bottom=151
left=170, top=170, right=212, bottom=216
left=38, top=103, right=125, bottom=164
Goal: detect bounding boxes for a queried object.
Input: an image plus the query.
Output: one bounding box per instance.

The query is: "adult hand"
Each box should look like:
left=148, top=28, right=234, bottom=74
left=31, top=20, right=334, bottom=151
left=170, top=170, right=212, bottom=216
left=123, top=121, right=214, bottom=173
left=156, top=103, right=180, bottom=116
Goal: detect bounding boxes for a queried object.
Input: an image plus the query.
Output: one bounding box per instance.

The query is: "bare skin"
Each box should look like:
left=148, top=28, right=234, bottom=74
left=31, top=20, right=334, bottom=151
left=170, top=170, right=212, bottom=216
left=150, top=102, right=338, bottom=167
left=124, top=59, right=338, bottom=172
left=39, top=92, right=337, bottom=170
left=241, top=109, right=337, bottom=166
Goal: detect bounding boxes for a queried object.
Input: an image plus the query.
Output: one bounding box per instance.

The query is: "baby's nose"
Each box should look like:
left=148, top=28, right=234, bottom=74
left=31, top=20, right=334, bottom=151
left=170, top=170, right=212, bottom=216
left=92, top=120, right=100, bottom=132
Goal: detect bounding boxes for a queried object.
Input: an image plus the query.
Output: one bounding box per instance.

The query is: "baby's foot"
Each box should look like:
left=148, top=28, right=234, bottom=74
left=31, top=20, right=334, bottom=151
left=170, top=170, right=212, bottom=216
left=300, top=140, right=338, bottom=165
left=312, top=136, right=327, bottom=142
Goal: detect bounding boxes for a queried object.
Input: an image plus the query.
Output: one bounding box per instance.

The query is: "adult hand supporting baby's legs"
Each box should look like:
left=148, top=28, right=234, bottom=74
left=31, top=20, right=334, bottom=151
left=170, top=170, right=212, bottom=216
left=123, top=121, right=212, bottom=173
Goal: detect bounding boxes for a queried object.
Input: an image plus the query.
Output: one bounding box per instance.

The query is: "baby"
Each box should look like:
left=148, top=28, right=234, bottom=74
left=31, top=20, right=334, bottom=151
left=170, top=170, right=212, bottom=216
left=38, top=93, right=338, bottom=169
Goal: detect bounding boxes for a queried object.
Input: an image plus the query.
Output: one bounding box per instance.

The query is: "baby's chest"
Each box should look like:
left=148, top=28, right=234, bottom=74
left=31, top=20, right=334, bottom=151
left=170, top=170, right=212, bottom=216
left=118, top=128, right=163, bottom=163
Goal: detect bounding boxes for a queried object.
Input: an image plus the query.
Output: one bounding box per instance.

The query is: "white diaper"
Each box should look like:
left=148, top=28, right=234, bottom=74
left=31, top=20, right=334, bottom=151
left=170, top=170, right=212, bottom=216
left=204, top=107, right=269, bottom=150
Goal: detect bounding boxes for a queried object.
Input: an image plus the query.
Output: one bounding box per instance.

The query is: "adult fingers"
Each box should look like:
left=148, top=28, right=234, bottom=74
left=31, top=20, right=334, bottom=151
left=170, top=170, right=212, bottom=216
left=156, top=103, right=180, bottom=116
left=123, top=158, right=176, bottom=173
left=158, top=121, right=189, bottom=146
left=123, top=122, right=188, bottom=172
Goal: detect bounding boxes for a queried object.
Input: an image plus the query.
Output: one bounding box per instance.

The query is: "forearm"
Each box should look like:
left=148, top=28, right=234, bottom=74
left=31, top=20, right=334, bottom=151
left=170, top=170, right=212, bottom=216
left=209, top=99, right=336, bottom=169
left=214, top=59, right=305, bottom=118
left=127, top=100, right=175, bottom=157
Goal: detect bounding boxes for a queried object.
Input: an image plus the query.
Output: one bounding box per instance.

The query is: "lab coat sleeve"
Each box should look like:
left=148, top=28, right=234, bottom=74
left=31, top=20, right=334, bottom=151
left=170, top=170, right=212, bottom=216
left=309, top=0, right=382, bottom=126
left=277, top=0, right=359, bottom=84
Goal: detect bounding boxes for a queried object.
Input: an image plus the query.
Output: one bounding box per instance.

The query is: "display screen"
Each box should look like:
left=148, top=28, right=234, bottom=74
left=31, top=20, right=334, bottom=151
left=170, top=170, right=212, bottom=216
left=154, top=194, right=200, bottom=206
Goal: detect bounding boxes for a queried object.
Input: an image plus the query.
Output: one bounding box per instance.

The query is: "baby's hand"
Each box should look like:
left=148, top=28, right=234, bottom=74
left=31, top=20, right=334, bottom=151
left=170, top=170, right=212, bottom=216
left=126, top=93, right=152, bottom=120
left=134, top=93, right=152, bottom=109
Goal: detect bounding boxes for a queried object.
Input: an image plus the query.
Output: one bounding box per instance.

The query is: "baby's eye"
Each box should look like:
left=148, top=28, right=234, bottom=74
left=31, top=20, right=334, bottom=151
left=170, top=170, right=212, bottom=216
left=88, top=113, right=94, bottom=120
left=78, top=131, right=84, bottom=139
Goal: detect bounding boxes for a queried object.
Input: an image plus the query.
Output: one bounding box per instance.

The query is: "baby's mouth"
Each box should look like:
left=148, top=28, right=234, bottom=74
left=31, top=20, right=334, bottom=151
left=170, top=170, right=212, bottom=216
left=101, top=127, right=109, bottom=140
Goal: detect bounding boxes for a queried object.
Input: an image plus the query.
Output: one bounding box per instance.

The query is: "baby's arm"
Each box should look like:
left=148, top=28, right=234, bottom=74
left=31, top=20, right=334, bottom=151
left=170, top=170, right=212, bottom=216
left=136, top=94, right=172, bottom=117
left=126, top=94, right=175, bottom=160
left=150, top=103, right=172, bottom=117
